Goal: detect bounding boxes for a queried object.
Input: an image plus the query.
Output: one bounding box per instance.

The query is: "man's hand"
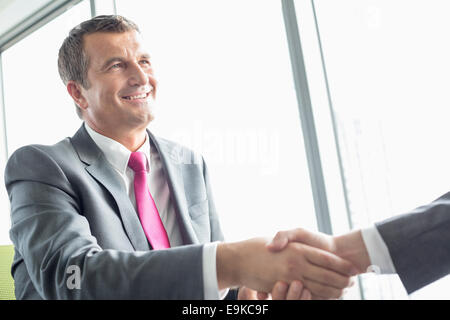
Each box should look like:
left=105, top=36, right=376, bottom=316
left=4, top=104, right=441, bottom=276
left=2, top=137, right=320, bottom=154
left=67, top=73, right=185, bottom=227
left=216, top=237, right=358, bottom=299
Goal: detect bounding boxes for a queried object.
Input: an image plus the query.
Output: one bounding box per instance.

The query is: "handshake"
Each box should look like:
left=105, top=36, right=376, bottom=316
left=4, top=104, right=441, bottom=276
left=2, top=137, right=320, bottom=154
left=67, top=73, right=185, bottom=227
left=216, top=228, right=372, bottom=300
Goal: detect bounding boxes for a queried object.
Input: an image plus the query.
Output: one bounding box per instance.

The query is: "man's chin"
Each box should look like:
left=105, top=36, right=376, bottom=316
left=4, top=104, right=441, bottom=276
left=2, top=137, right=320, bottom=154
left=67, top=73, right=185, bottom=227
left=144, top=104, right=156, bottom=122
left=128, top=110, right=155, bottom=129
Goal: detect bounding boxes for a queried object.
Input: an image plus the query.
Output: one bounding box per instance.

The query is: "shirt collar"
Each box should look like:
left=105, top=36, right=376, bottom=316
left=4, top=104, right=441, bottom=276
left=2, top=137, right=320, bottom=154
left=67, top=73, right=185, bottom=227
left=84, top=122, right=151, bottom=174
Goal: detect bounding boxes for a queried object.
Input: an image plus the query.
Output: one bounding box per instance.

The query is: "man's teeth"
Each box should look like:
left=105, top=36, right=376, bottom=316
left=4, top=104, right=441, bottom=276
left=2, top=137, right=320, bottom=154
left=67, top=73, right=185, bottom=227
left=123, top=92, right=149, bottom=100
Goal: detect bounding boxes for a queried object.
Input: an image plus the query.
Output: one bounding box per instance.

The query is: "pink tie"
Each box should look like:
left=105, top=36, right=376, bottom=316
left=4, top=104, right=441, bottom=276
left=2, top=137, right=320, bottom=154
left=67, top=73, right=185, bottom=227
left=128, top=151, right=170, bottom=250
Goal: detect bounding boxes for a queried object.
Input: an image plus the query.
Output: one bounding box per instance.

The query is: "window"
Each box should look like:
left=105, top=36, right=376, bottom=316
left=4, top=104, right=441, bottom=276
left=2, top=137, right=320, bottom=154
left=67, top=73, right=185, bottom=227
left=2, top=0, right=91, bottom=154
left=0, top=0, right=91, bottom=244
left=296, top=0, right=450, bottom=299
left=115, top=0, right=319, bottom=241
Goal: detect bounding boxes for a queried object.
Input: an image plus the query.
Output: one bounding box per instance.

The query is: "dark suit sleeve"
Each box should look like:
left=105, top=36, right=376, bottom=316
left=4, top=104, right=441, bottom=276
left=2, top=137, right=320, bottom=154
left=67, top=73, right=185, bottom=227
left=376, top=191, right=450, bottom=294
left=5, top=146, right=205, bottom=299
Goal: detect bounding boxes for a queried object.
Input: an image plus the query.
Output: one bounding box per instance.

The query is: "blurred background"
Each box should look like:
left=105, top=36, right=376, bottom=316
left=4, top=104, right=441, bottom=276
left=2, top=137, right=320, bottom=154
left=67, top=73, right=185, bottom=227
left=1, top=0, right=450, bottom=299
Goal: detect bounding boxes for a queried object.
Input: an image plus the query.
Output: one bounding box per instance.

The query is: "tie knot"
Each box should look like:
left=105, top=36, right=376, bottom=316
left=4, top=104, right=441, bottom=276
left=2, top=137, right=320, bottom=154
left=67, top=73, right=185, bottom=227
left=128, top=152, right=148, bottom=173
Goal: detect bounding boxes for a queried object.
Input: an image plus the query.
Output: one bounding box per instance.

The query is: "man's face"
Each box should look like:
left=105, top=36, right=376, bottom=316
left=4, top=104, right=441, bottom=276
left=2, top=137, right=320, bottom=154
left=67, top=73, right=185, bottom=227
left=79, top=30, right=158, bottom=132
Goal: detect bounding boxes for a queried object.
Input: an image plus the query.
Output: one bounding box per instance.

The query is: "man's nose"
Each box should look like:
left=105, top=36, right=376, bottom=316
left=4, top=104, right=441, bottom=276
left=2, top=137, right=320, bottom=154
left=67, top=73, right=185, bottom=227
left=128, top=63, right=149, bottom=86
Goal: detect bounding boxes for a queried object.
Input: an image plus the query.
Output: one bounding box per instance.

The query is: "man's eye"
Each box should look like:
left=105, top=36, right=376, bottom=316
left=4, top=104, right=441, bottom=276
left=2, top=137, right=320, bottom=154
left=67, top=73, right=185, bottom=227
left=110, top=63, right=122, bottom=69
left=140, top=60, right=151, bottom=66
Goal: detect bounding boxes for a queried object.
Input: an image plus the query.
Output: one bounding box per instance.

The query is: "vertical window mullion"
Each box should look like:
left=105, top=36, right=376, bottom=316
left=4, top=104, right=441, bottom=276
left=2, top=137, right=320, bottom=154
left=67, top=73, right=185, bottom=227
left=281, top=0, right=332, bottom=235
left=0, top=54, right=8, bottom=161
left=90, top=0, right=117, bottom=16
left=90, top=0, right=97, bottom=17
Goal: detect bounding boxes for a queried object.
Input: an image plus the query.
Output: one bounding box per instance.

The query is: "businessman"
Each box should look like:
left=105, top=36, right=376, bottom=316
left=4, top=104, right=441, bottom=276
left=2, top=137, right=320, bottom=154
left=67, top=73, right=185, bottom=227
left=267, top=190, right=450, bottom=296
left=4, top=15, right=357, bottom=299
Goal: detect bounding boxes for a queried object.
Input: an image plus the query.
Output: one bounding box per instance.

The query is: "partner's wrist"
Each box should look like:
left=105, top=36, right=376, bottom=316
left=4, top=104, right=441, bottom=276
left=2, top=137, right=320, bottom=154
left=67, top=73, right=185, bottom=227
left=333, top=230, right=371, bottom=273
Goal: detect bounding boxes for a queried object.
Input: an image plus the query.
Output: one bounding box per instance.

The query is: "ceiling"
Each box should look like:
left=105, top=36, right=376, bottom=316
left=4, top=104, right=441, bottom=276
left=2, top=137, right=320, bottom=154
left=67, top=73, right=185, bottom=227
left=0, top=0, right=54, bottom=37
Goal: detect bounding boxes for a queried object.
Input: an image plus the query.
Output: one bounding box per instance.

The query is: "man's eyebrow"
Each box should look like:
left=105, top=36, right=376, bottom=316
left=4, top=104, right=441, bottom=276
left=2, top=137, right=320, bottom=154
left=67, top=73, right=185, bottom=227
left=100, top=54, right=152, bottom=70
left=139, top=53, right=152, bottom=60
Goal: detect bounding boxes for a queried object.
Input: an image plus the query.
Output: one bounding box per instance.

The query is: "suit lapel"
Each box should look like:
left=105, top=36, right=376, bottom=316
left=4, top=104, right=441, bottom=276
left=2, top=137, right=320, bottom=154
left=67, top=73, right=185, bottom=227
left=148, top=130, right=200, bottom=245
left=70, top=124, right=150, bottom=251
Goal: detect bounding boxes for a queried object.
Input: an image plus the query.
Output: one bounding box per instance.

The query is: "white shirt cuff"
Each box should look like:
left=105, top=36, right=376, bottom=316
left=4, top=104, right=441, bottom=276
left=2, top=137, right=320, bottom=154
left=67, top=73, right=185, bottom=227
left=361, top=226, right=397, bottom=274
left=203, top=241, right=230, bottom=300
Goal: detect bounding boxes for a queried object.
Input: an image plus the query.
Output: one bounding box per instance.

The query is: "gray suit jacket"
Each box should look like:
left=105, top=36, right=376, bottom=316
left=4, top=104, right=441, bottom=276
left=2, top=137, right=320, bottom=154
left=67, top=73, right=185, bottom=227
left=376, top=191, right=450, bottom=294
left=5, top=124, right=226, bottom=299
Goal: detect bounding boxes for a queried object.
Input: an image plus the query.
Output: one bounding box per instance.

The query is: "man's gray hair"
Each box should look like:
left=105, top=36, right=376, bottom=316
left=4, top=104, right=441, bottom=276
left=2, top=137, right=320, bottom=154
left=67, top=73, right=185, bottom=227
left=57, top=15, right=140, bottom=119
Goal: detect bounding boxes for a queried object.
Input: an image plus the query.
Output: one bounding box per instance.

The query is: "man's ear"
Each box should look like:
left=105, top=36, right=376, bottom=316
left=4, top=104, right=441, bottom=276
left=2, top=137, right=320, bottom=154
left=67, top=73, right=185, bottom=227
left=67, top=81, right=88, bottom=110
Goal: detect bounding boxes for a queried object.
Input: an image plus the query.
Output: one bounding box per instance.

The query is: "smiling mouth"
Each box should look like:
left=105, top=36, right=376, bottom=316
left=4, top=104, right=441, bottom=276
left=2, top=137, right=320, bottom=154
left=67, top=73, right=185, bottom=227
left=121, top=91, right=152, bottom=101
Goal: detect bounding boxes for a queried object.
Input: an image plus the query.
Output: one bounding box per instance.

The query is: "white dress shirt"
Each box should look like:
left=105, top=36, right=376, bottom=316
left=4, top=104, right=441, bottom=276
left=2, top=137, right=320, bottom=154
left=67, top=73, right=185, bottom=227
left=361, top=226, right=397, bottom=274
left=84, top=123, right=225, bottom=299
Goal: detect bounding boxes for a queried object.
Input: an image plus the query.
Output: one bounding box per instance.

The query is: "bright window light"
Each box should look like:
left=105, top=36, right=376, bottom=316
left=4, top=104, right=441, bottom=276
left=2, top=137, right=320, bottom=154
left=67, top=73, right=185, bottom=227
left=115, top=0, right=319, bottom=241
left=0, top=0, right=91, bottom=244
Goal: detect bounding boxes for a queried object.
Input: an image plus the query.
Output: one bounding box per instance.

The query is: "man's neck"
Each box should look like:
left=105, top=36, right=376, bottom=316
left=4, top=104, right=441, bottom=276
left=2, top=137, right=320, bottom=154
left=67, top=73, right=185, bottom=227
left=85, top=121, right=147, bottom=152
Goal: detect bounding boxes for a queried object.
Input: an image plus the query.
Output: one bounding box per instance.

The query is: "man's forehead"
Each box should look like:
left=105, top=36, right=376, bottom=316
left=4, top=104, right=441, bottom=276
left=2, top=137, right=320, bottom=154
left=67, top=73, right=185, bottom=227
left=83, top=31, right=150, bottom=61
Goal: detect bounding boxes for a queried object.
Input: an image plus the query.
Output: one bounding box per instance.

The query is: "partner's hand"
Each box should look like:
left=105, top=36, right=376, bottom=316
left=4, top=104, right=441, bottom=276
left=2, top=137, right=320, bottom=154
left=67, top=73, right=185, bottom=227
left=267, top=228, right=371, bottom=275
left=238, top=281, right=311, bottom=300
